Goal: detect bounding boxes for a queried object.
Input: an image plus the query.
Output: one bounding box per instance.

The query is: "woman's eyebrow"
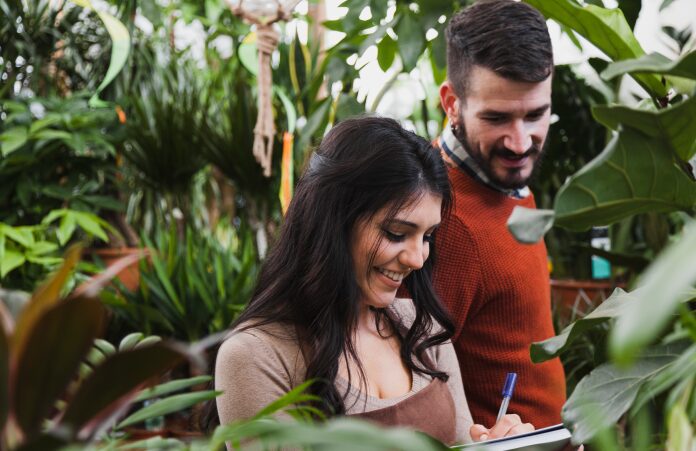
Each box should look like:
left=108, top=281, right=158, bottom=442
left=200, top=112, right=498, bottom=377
left=386, top=219, right=441, bottom=230
left=385, top=219, right=418, bottom=229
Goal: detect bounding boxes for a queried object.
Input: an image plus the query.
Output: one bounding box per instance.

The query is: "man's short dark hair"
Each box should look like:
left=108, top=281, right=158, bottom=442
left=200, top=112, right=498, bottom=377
left=445, top=0, right=553, bottom=97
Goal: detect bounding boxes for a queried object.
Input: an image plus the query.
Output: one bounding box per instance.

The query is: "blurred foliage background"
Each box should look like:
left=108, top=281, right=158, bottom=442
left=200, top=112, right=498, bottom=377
left=1, top=0, right=696, bottom=449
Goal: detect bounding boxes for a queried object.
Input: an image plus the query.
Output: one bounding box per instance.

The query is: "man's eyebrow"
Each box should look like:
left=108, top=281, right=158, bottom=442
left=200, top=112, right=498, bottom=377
left=478, top=104, right=551, bottom=117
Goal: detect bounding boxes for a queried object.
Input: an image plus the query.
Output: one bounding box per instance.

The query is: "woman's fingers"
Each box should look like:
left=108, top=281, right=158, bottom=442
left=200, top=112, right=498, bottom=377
left=486, top=414, right=536, bottom=439
left=470, top=415, right=536, bottom=442
left=469, top=424, right=490, bottom=442
left=507, top=422, right=534, bottom=436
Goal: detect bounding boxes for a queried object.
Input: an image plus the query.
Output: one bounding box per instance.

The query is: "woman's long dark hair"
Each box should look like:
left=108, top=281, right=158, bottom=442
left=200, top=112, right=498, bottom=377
left=205, top=116, right=454, bottom=427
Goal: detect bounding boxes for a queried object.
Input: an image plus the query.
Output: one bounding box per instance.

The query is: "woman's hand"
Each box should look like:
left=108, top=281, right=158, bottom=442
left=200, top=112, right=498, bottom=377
left=469, top=414, right=534, bottom=441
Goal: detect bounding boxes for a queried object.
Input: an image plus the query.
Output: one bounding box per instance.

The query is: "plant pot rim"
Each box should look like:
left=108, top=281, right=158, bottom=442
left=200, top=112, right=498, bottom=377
left=550, top=278, right=626, bottom=289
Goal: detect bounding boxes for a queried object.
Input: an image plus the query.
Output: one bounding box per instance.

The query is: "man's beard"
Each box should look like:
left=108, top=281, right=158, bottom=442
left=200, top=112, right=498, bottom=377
left=452, top=121, right=546, bottom=190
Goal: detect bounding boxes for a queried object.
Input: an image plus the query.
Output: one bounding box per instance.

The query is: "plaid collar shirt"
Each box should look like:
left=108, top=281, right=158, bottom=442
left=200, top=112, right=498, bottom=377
left=439, top=125, right=530, bottom=199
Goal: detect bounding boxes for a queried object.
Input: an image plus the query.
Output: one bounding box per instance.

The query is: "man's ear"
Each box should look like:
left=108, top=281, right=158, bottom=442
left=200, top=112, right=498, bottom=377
left=439, top=81, right=460, bottom=124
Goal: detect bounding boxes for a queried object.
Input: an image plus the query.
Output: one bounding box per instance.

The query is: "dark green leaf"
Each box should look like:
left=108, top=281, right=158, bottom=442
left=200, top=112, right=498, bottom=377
left=610, top=223, right=696, bottom=364
left=506, top=207, right=555, bottom=244
left=377, top=34, right=397, bottom=72
left=523, top=0, right=667, bottom=98
left=118, top=390, right=220, bottom=429
left=135, top=375, right=212, bottom=402
left=531, top=288, right=696, bottom=362
left=563, top=343, right=687, bottom=444
left=601, top=51, right=696, bottom=82
left=13, top=297, right=105, bottom=437
left=633, top=343, right=696, bottom=412
left=553, top=128, right=696, bottom=231
left=0, top=317, right=8, bottom=432
left=0, top=127, right=28, bottom=156
left=59, top=342, right=187, bottom=438
left=396, top=12, right=425, bottom=72
left=593, top=95, right=696, bottom=162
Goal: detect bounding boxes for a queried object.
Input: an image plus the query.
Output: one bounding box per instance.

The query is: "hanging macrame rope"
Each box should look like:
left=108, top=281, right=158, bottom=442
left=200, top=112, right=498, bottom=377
left=228, top=0, right=300, bottom=177
left=253, top=25, right=278, bottom=177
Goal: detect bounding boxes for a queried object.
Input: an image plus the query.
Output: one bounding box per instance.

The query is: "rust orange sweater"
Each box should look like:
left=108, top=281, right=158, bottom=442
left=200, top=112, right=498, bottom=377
left=434, top=166, right=565, bottom=428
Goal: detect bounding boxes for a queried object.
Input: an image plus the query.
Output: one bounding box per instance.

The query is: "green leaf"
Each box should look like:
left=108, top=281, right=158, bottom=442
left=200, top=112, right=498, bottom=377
left=70, top=0, right=131, bottom=105
left=531, top=288, right=696, bottom=363
left=1, top=250, right=26, bottom=278
left=592, top=95, right=696, bottom=162
left=553, top=128, right=696, bottom=231
left=212, top=417, right=446, bottom=451
left=506, top=207, right=555, bottom=244
left=0, top=224, right=35, bottom=247
left=602, top=51, right=696, bottom=81
left=13, top=297, right=105, bottom=437
left=73, top=211, right=109, bottom=242
left=633, top=344, right=696, bottom=413
left=30, top=129, right=72, bottom=142
left=563, top=343, right=687, bottom=444
left=358, top=22, right=390, bottom=57
left=523, top=0, right=667, bottom=99
left=377, top=34, right=397, bottom=72
left=610, top=222, right=696, bottom=364
left=239, top=34, right=258, bottom=76
left=430, top=32, right=447, bottom=71
left=0, top=127, right=28, bottom=156
left=396, top=12, right=425, bottom=72
left=118, top=332, right=145, bottom=351
left=59, top=342, right=187, bottom=437
left=115, top=437, right=186, bottom=450
left=57, top=214, right=77, bottom=246
left=26, top=241, right=59, bottom=256
left=275, top=87, right=297, bottom=133
left=118, top=390, right=220, bottom=429
left=0, top=318, right=8, bottom=432
left=666, top=392, right=694, bottom=451
left=135, top=375, right=212, bottom=402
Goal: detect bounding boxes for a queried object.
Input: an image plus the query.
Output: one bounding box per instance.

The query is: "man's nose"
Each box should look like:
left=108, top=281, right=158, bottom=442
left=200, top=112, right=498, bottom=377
left=503, top=120, right=532, bottom=154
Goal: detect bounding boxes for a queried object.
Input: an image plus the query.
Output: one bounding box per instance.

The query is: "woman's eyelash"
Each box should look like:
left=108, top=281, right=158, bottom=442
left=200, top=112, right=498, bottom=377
left=382, top=229, right=435, bottom=243
left=383, top=229, right=405, bottom=242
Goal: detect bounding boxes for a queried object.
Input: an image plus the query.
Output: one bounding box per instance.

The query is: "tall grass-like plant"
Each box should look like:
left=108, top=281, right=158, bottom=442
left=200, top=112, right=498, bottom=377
left=104, top=224, right=257, bottom=342
left=122, top=56, right=209, bottom=227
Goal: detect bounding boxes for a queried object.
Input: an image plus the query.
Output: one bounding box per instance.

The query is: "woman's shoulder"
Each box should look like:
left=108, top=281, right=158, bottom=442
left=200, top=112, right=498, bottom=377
left=218, top=321, right=304, bottom=371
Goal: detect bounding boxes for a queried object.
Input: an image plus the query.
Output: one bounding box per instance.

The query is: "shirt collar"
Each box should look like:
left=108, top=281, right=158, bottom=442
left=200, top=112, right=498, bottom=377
left=440, top=125, right=530, bottom=199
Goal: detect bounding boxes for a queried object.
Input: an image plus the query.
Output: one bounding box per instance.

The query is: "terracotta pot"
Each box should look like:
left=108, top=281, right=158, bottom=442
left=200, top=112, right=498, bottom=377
left=91, top=247, right=149, bottom=292
left=550, top=278, right=625, bottom=324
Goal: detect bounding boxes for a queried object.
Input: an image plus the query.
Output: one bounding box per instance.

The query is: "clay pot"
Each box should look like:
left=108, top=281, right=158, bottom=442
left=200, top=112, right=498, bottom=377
left=91, top=247, right=149, bottom=292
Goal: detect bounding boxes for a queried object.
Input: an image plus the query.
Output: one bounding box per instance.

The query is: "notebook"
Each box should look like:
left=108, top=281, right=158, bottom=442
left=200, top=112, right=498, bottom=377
left=452, top=423, right=572, bottom=450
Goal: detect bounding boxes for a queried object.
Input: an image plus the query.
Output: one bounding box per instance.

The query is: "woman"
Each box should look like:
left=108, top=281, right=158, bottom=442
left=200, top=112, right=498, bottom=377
left=214, top=116, right=533, bottom=445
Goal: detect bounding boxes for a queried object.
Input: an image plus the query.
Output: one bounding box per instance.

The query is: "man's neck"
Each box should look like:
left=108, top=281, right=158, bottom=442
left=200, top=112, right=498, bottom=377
left=440, top=124, right=530, bottom=199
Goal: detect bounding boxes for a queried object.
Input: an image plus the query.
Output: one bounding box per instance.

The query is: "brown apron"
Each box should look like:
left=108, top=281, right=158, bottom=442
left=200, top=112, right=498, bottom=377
left=348, top=377, right=457, bottom=445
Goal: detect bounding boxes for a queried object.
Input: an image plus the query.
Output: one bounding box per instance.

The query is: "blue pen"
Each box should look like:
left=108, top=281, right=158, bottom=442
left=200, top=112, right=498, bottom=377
left=495, top=372, right=518, bottom=423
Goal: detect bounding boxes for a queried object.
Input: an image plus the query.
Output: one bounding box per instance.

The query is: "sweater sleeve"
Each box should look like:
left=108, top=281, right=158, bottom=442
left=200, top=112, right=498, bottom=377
left=434, top=341, right=474, bottom=444
left=433, top=215, right=485, bottom=341
left=214, top=330, right=295, bottom=425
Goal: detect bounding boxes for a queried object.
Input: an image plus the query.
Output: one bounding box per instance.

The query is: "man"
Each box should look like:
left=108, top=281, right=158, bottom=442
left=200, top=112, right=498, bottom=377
left=434, top=0, right=566, bottom=429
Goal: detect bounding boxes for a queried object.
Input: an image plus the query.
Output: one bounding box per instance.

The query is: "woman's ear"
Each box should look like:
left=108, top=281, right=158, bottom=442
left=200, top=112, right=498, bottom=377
left=439, top=81, right=461, bottom=125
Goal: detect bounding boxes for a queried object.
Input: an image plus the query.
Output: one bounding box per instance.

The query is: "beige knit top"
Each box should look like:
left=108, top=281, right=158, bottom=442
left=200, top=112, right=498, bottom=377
left=215, top=298, right=474, bottom=444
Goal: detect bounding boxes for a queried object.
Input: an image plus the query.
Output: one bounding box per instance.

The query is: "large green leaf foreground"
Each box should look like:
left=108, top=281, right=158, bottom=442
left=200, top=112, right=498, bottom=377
left=522, top=0, right=667, bottom=98
left=508, top=124, right=696, bottom=242
left=553, top=126, right=696, bottom=231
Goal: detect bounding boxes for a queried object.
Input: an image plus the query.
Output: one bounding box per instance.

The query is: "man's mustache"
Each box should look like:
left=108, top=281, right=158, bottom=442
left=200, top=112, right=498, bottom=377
left=491, top=144, right=541, bottom=159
